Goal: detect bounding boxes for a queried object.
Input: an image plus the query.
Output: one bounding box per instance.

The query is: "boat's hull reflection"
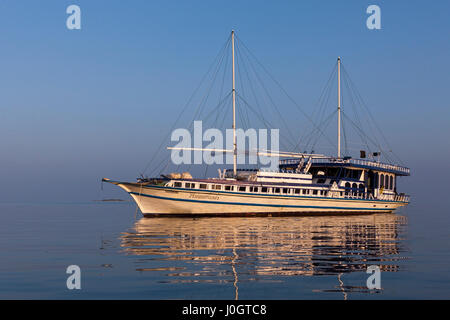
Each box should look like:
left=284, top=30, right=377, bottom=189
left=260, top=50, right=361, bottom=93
left=120, top=213, right=407, bottom=296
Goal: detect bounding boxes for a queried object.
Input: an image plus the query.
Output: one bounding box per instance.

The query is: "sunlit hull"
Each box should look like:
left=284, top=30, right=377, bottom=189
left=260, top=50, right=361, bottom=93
left=107, top=181, right=408, bottom=216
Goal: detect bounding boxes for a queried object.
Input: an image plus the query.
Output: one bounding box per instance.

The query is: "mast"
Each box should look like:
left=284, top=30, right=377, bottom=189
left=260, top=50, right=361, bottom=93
left=337, top=56, right=341, bottom=159
left=232, top=30, right=237, bottom=176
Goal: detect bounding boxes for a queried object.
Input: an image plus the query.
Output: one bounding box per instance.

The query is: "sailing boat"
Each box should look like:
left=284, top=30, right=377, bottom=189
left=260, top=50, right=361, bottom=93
left=103, top=31, right=410, bottom=216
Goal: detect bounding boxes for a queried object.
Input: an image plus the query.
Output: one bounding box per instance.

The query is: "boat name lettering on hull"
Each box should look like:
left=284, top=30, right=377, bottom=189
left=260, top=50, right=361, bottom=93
left=188, top=193, right=220, bottom=201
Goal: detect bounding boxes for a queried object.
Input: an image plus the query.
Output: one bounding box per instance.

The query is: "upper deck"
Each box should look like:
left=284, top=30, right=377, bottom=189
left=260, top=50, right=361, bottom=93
left=279, top=158, right=410, bottom=176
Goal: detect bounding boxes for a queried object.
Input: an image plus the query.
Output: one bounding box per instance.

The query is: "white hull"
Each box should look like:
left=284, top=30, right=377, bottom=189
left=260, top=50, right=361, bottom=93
left=113, top=182, right=408, bottom=216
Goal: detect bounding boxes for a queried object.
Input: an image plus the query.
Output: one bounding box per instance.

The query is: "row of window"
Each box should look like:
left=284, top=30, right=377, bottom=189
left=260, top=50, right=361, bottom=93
left=344, top=182, right=365, bottom=196
left=172, top=182, right=328, bottom=196
left=376, top=173, right=395, bottom=190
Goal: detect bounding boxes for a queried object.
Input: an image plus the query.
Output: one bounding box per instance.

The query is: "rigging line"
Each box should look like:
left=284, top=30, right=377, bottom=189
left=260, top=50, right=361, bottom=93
left=216, top=39, right=231, bottom=125
left=236, top=93, right=293, bottom=152
left=203, top=159, right=210, bottom=178
left=236, top=42, right=271, bottom=134
left=236, top=96, right=246, bottom=129
left=235, top=42, right=251, bottom=129
left=238, top=98, right=250, bottom=130
left=235, top=92, right=289, bottom=150
left=341, top=63, right=404, bottom=165
left=186, top=98, right=228, bottom=174
left=156, top=80, right=232, bottom=176
left=341, top=111, right=394, bottom=162
left=341, top=89, right=349, bottom=156
left=188, top=38, right=230, bottom=131
left=234, top=44, right=247, bottom=129
left=296, top=71, right=337, bottom=153
left=313, top=62, right=338, bottom=128
left=319, top=66, right=338, bottom=131
left=142, top=33, right=232, bottom=175
left=219, top=93, right=232, bottom=129
left=340, top=63, right=384, bottom=155
left=341, top=65, right=380, bottom=153
left=153, top=151, right=171, bottom=176
left=236, top=44, right=291, bottom=154
left=309, top=109, right=338, bottom=152
left=153, top=60, right=231, bottom=177
left=236, top=44, right=292, bottom=150
left=236, top=94, right=263, bottom=129
left=236, top=94, right=277, bottom=131
left=298, top=64, right=337, bottom=152
left=205, top=95, right=231, bottom=179
left=235, top=35, right=330, bottom=141
left=342, top=70, right=371, bottom=153
left=238, top=45, right=298, bottom=149
left=200, top=92, right=233, bottom=125
left=159, top=157, right=172, bottom=176
left=342, top=70, right=396, bottom=164
left=241, top=55, right=298, bottom=149
left=235, top=37, right=299, bottom=149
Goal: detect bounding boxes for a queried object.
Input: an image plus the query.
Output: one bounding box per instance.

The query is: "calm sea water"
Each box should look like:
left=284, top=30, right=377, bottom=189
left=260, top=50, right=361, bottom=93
left=0, top=201, right=449, bottom=299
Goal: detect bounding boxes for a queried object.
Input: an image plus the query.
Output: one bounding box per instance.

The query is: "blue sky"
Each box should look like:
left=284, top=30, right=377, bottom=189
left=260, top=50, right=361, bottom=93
left=0, top=0, right=449, bottom=203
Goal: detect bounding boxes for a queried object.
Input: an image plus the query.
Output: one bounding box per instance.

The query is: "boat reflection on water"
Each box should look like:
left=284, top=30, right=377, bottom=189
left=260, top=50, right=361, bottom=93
left=120, top=214, right=407, bottom=298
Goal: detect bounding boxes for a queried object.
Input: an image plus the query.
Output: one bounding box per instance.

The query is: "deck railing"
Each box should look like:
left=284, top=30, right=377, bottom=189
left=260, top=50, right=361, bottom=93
left=280, top=158, right=410, bottom=175
left=336, top=191, right=409, bottom=202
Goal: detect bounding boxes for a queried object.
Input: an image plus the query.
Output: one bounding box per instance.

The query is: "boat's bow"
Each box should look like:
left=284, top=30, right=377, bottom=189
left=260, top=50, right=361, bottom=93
left=101, top=178, right=145, bottom=193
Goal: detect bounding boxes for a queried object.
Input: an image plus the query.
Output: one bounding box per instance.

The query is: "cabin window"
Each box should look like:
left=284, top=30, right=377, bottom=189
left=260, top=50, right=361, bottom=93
left=213, top=184, right=222, bottom=190
left=352, top=170, right=358, bottom=179
left=359, top=184, right=365, bottom=196
left=250, top=186, right=259, bottom=192
left=312, top=190, right=318, bottom=195
left=352, top=183, right=358, bottom=196
left=380, top=174, right=384, bottom=188
left=238, top=186, right=246, bottom=192
left=174, top=182, right=182, bottom=188
left=294, top=189, right=300, bottom=194
left=274, top=188, right=280, bottom=193
left=199, top=184, right=207, bottom=189
left=185, top=183, right=195, bottom=188
left=320, top=190, right=325, bottom=195
left=225, top=185, right=234, bottom=191
left=282, top=188, right=289, bottom=194
left=261, top=187, right=268, bottom=193
left=302, top=189, right=309, bottom=195
left=345, top=182, right=351, bottom=195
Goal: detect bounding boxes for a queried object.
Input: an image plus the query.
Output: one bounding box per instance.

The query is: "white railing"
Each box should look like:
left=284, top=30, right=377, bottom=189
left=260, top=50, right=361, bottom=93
left=280, top=158, right=410, bottom=175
